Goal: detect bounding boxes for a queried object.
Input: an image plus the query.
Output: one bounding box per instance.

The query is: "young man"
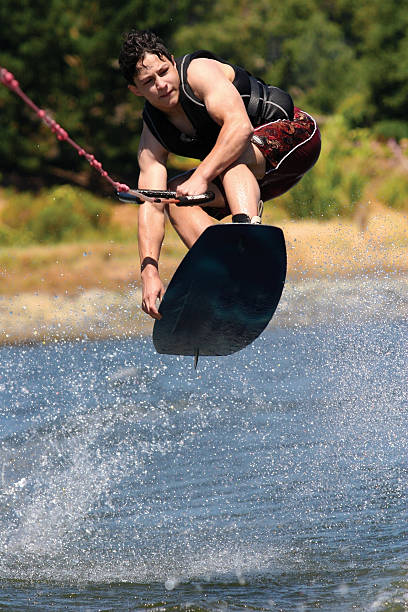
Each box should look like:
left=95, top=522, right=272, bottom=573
left=119, top=30, right=321, bottom=320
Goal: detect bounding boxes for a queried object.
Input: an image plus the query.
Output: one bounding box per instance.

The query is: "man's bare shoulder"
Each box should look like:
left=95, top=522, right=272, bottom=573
left=187, top=57, right=234, bottom=93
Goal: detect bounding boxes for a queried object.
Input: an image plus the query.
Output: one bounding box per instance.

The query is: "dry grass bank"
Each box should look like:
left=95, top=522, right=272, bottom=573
left=0, top=201, right=407, bottom=345
left=1, top=200, right=407, bottom=297
left=280, top=202, right=408, bottom=278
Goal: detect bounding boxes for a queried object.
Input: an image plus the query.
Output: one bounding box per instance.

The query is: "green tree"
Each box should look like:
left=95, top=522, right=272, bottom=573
left=0, top=0, right=196, bottom=189
left=1, top=0, right=408, bottom=193
left=174, top=0, right=360, bottom=115
left=353, top=0, right=408, bottom=128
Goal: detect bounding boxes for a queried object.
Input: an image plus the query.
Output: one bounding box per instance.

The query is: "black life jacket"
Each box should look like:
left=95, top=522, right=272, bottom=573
left=142, top=50, right=294, bottom=160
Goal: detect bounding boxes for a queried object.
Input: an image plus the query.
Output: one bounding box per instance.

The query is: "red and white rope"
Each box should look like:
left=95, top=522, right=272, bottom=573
left=0, top=66, right=129, bottom=193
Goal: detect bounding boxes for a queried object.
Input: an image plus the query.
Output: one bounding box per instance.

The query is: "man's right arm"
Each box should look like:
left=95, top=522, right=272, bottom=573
left=137, top=123, right=169, bottom=319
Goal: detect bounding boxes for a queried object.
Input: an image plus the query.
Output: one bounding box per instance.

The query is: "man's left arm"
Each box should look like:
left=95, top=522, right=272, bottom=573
left=176, top=60, right=254, bottom=196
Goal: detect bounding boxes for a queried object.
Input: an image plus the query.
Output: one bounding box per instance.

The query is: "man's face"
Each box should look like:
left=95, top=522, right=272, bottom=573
left=129, top=53, right=180, bottom=110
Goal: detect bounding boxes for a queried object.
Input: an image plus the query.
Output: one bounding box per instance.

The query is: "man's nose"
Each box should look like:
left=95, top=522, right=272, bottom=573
left=156, top=76, right=166, bottom=90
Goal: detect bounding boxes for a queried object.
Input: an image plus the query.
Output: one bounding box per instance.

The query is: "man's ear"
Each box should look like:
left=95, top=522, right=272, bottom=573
left=128, top=84, right=142, bottom=97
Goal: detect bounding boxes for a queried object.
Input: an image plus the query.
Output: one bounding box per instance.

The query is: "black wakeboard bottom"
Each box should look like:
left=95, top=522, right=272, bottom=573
left=153, top=224, right=286, bottom=357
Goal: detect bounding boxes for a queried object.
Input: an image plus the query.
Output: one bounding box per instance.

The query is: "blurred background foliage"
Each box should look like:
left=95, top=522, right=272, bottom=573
left=0, top=184, right=114, bottom=245
left=0, top=0, right=408, bottom=236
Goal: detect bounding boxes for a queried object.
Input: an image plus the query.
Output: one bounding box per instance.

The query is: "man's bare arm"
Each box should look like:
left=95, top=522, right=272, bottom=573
left=137, top=123, right=169, bottom=319
left=176, top=59, right=254, bottom=195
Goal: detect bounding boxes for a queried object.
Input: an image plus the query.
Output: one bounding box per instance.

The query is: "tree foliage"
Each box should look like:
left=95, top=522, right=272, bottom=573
left=0, top=0, right=407, bottom=190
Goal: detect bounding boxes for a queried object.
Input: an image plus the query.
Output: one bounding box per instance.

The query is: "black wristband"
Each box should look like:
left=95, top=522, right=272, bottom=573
left=141, top=257, right=159, bottom=273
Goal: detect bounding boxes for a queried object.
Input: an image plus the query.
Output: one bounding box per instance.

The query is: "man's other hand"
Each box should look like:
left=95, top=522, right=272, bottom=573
left=141, top=273, right=165, bottom=320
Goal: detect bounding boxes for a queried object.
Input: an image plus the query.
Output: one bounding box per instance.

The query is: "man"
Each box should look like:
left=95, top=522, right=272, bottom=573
left=119, top=30, right=321, bottom=320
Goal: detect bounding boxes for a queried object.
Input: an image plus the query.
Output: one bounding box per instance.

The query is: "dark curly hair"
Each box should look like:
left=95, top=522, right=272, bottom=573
left=119, top=30, right=172, bottom=85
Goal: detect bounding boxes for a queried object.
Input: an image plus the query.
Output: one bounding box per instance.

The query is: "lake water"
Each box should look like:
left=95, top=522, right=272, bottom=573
left=0, top=275, right=407, bottom=610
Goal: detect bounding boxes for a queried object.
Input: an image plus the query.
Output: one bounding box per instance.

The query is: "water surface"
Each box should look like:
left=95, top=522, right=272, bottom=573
left=0, top=276, right=407, bottom=610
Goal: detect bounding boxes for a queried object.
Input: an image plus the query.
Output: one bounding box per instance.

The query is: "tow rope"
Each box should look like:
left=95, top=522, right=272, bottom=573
left=0, top=66, right=130, bottom=193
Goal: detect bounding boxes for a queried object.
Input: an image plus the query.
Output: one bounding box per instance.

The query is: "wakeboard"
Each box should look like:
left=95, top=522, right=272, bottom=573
left=153, top=224, right=286, bottom=359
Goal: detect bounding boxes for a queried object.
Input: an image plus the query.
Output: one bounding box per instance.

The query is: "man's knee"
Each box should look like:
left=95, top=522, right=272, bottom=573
left=220, top=143, right=266, bottom=180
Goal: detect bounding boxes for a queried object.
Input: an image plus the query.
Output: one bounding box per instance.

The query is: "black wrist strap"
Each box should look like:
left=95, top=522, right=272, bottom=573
left=141, top=257, right=159, bottom=272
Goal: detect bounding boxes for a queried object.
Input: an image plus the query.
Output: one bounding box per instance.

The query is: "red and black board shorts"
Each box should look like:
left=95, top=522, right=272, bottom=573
left=253, top=107, right=321, bottom=201
left=205, top=107, right=321, bottom=219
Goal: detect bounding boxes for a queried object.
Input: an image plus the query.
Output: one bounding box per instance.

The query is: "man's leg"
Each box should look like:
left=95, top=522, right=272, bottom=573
left=166, top=174, right=226, bottom=248
left=166, top=142, right=267, bottom=244
left=220, top=142, right=266, bottom=222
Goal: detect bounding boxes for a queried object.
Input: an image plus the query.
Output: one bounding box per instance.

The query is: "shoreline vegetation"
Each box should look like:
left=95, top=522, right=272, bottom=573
left=1, top=198, right=407, bottom=346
